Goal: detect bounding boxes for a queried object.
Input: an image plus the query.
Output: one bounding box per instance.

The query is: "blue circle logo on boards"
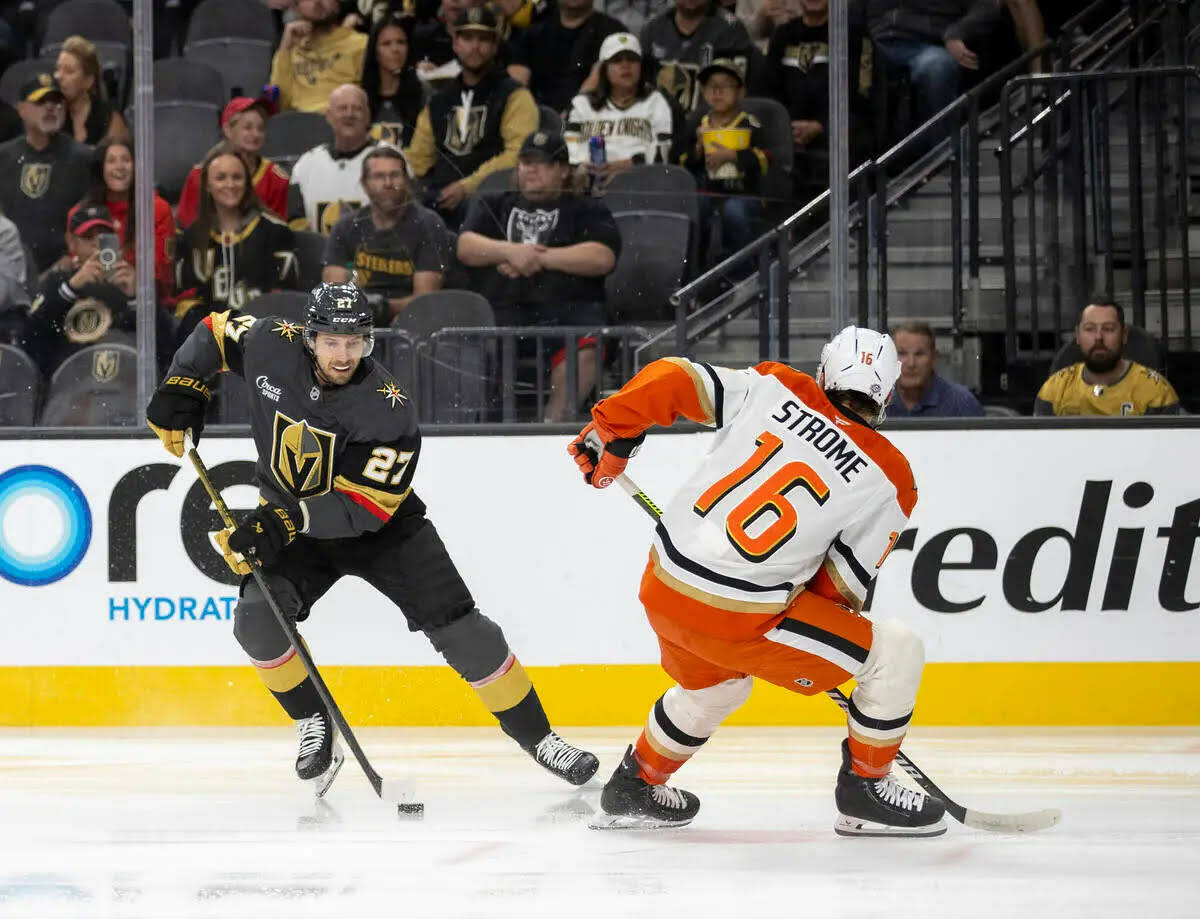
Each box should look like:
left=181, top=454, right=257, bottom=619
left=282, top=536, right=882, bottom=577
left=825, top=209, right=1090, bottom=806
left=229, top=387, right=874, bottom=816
left=0, top=465, right=92, bottom=586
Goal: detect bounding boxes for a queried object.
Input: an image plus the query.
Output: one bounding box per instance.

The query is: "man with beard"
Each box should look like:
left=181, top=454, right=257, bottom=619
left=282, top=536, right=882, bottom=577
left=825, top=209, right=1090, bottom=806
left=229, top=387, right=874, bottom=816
left=0, top=75, right=90, bottom=272
left=269, top=0, right=368, bottom=113
left=323, top=146, right=453, bottom=322
left=457, top=129, right=619, bottom=421
left=405, top=7, right=538, bottom=229
left=289, top=84, right=379, bottom=234
left=1035, top=298, right=1182, bottom=416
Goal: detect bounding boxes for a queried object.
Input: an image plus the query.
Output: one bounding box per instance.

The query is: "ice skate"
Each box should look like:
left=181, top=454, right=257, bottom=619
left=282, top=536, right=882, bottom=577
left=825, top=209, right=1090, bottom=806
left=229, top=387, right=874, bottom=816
left=526, top=731, right=599, bottom=786
left=295, top=711, right=344, bottom=798
left=589, top=745, right=699, bottom=829
left=834, top=740, right=946, bottom=837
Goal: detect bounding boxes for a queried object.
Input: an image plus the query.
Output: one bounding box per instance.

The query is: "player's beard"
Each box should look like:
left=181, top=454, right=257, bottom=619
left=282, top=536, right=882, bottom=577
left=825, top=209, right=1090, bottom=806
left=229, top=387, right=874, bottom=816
left=1083, top=347, right=1121, bottom=374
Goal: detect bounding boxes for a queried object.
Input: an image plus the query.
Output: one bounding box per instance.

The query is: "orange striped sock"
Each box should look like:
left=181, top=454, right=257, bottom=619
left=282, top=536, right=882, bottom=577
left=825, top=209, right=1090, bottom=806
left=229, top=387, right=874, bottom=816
left=633, top=730, right=691, bottom=785
left=847, top=734, right=905, bottom=779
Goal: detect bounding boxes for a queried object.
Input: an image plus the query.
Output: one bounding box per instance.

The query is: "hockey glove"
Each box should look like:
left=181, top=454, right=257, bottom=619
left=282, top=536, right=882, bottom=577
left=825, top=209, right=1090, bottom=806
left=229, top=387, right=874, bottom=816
left=146, top=374, right=212, bottom=457
left=567, top=421, right=644, bottom=489
left=226, top=503, right=299, bottom=567
left=213, top=528, right=252, bottom=576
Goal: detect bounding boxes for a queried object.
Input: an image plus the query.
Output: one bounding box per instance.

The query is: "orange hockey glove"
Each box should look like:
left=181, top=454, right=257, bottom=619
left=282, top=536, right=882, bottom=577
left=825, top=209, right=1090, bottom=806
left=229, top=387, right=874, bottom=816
left=567, top=421, right=645, bottom=489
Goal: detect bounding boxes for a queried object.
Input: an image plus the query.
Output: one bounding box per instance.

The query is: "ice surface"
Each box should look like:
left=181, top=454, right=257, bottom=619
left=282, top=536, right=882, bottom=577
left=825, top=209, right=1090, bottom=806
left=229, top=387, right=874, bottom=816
left=0, top=726, right=1195, bottom=918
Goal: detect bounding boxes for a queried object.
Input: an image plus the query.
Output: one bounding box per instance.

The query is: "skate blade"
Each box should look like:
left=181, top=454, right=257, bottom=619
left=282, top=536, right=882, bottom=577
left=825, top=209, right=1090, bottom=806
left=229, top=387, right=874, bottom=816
left=834, top=814, right=948, bottom=838
left=309, top=744, right=345, bottom=799
left=587, top=811, right=694, bottom=830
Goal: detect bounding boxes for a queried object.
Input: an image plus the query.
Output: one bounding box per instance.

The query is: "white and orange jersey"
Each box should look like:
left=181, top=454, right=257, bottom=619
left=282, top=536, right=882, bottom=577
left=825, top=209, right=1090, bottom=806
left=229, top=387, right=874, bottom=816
left=592, top=357, right=917, bottom=639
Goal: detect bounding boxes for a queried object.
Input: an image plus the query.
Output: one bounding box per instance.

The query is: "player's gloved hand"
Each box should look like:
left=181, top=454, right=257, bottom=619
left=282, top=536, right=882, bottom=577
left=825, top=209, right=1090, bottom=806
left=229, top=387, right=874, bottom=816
left=213, top=528, right=252, bottom=576
left=567, top=420, right=644, bottom=489
left=226, top=503, right=299, bottom=567
left=145, top=375, right=212, bottom=458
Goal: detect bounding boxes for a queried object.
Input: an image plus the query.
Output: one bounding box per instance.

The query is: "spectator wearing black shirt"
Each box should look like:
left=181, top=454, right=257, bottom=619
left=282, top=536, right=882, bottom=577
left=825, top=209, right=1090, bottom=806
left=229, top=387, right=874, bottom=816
left=507, top=0, right=625, bottom=115
left=323, top=146, right=454, bottom=321
left=765, top=0, right=873, bottom=200
left=405, top=7, right=539, bottom=228
left=54, top=35, right=129, bottom=146
left=362, top=11, right=425, bottom=146
left=24, top=204, right=168, bottom=376
left=458, top=129, right=620, bottom=420
left=411, top=0, right=469, bottom=73
left=0, top=75, right=91, bottom=274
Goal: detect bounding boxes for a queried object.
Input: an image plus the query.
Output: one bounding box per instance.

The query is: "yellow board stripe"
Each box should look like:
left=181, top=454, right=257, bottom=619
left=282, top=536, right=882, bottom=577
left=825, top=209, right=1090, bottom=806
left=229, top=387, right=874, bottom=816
left=472, top=658, right=534, bottom=713
left=0, top=662, right=1197, bottom=726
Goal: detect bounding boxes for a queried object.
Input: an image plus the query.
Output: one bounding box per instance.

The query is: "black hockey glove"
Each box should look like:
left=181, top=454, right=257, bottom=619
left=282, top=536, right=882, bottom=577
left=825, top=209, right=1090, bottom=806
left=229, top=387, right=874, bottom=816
left=226, top=503, right=299, bottom=567
left=146, top=374, right=211, bottom=457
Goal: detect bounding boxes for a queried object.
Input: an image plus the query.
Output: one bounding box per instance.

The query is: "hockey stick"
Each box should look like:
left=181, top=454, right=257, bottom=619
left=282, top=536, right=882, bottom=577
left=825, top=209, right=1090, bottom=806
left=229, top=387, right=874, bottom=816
left=185, top=437, right=423, bottom=817
left=605, top=470, right=1061, bottom=834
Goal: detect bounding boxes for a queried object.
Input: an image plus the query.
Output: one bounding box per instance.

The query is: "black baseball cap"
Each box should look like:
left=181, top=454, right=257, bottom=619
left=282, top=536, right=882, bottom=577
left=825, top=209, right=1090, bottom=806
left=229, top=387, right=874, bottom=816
left=19, top=73, right=64, bottom=104
left=69, top=204, right=116, bottom=236
left=698, top=57, right=746, bottom=86
left=455, top=7, right=500, bottom=34
left=519, top=130, right=569, bottom=164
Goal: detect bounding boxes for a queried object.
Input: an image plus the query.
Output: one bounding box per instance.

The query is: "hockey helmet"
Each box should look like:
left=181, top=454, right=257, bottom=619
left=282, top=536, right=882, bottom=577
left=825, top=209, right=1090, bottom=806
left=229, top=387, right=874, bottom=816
left=817, top=326, right=900, bottom=426
left=303, top=282, right=375, bottom=357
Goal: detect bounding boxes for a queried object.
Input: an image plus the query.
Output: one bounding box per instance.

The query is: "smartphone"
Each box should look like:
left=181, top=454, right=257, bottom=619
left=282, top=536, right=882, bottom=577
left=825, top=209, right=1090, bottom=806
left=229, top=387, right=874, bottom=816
left=96, top=232, right=121, bottom=273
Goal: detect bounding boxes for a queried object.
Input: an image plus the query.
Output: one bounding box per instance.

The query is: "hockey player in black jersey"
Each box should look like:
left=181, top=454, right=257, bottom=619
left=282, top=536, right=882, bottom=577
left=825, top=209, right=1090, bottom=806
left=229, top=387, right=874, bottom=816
left=146, top=282, right=599, bottom=796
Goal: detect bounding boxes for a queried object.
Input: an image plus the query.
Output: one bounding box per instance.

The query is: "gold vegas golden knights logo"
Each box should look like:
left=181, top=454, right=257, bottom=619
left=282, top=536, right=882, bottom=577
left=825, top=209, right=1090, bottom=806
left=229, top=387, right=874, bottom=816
left=91, top=348, right=120, bottom=383
left=20, top=163, right=52, bottom=198
left=270, top=413, right=336, bottom=499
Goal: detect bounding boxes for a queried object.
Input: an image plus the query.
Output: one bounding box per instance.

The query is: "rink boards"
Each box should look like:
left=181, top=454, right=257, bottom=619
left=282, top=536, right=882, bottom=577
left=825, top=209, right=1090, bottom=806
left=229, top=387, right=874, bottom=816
left=1, top=429, right=1198, bottom=726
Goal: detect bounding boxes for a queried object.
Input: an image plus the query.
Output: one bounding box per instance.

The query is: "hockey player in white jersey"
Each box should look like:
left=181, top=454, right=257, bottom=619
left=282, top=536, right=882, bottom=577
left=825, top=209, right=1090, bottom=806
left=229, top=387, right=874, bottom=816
left=567, top=327, right=947, bottom=836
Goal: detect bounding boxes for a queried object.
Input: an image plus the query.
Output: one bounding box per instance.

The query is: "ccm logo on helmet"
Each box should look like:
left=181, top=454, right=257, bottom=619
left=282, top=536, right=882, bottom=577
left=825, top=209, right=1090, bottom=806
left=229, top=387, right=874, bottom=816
left=330, top=316, right=361, bottom=323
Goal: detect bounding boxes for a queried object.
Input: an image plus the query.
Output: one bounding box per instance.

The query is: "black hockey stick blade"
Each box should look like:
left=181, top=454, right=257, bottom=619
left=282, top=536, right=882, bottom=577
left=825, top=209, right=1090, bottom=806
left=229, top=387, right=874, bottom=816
left=185, top=437, right=423, bottom=818
left=611, top=472, right=1061, bottom=834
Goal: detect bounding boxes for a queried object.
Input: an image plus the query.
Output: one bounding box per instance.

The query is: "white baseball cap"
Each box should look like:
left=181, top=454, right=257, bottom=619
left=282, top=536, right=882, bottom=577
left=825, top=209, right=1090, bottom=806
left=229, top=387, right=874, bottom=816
left=598, top=32, right=642, bottom=63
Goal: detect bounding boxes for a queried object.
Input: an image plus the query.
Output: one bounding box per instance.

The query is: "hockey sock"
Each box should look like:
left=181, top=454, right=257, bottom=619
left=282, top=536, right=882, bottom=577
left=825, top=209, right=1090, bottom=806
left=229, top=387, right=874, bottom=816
left=469, top=653, right=551, bottom=749
left=632, top=693, right=710, bottom=784
left=250, top=644, right=324, bottom=720
left=846, top=734, right=906, bottom=778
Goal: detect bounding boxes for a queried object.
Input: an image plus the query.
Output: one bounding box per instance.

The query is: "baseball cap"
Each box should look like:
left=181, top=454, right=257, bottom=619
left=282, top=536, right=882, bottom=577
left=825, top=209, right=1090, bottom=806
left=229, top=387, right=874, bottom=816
left=598, top=32, right=642, bottom=63
left=519, top=130, right=569, bottom=164
left=19, top=73, right=64, bottom=104
left=454, top=6, right=500, bottom=34
left=220, top=95, right=276, bottom=128
left=698, top=57, right=746, bottom=86
left=69, top=204, right=116, bottom=236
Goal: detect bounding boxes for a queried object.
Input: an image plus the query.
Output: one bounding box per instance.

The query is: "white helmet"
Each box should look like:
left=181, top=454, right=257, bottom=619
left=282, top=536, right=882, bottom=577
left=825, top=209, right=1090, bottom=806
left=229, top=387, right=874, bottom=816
left=817, top=326, right=900, bottom=426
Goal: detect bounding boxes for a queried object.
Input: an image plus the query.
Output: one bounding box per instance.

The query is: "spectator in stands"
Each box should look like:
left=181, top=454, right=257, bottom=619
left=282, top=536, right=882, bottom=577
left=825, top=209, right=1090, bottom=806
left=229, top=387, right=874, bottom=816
left=323, top=146, right=453, bottom=322
left=289, top=84, right=379, bottom=233
left=640, top=0, right=759, bottom=114
left=0, top=76, right=91, bottom=273
left=740, top=0, right=802, bottom=52
left=0, top=211, right=30, bottom=326
left=766, top=0, right=873, bottom=202
left=1004, top=0, right=1073, bottom=70
left=54, top=36, right=129, bottom=146
left=23, top=204, right=154, bottom=376
left=1034, top=298, right=1183, bottom=417
left=270, top=0, right=370, bottom=113
left=406, top=7, right=538, bottom=229
left=493, top=0, right=554, bottom=35
left=682, top=58, right=768, bottom=263
left=67, top=139, right=176, bottom=299
left=178, top=97, right=290, bottom=228
left=362, top=11, right=425, bottom=146
left=886, top=320, right=983, bottom=417
left=507, top=0, right=625, bottom=115
left=412, top=0, right=469, bottom=77
left=565, top=33, right=681, bottom=187
left=457, top=129, right=620, bottom=421
left=174, top=142, right=300, bottom=344
left=865, top=0, right=999, bottom=129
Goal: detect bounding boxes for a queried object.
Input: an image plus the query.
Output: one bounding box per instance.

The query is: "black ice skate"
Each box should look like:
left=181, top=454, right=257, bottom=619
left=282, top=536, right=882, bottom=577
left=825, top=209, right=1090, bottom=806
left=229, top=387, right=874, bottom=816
left=526, top=731, right=600, bottom=786
left=589, top=745, right=700, bottom=829
left=834, top=740, right=946, bottom=837
left=295, top=711, right=344, bottom=798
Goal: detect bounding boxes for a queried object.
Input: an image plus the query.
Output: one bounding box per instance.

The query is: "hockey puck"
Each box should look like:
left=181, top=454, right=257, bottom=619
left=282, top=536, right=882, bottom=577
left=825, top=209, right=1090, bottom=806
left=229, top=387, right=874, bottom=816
left=397, top=802, right=425, bottom=819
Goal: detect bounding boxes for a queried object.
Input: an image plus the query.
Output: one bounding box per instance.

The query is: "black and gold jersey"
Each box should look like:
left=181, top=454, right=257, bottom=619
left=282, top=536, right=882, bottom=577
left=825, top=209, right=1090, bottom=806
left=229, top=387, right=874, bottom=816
left=168, top=309, right=422, bottom=538
left=1034, top=361, right=1183, bottom=416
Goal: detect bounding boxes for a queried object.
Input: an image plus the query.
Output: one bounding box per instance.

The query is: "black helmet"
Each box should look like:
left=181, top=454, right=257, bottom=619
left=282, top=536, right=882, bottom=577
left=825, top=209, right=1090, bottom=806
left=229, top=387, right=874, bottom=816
left=303, top=282, right=375, bottom=357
